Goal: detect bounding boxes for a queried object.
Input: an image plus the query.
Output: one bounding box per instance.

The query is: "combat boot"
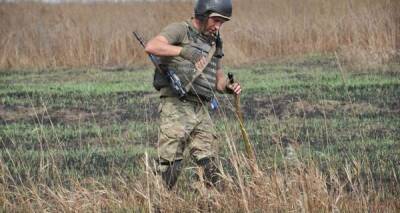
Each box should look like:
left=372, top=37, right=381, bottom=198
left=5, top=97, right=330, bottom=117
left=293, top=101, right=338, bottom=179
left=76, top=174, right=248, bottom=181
left=160, top=160, right=182, bottom=190
left=196, top=158, right=222, bottom=189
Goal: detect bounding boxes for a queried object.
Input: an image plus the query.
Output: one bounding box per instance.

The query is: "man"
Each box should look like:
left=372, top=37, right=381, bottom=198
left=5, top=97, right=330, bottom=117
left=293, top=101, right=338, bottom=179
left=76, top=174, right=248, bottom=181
left=145, top=0, right=241, bottom=190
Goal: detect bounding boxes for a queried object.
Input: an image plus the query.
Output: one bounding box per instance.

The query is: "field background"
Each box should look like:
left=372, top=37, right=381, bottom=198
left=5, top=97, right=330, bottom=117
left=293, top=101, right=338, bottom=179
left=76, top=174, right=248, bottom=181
left=1, top=0, right=399, bottom=69
left=1, top=0, right=400, bottom=212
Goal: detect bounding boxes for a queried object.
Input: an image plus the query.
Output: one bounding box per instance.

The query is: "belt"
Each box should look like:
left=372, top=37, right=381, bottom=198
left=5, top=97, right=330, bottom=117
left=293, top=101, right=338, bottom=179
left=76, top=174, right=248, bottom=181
left=185, top=93, right=211, bottom=103
left=160, top=93, right=211, bottom=103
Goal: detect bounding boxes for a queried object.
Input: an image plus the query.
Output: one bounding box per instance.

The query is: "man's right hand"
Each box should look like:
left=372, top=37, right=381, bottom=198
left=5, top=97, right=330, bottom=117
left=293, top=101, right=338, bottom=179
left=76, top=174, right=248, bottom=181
left=226, top=82, right=242, bottom=95
left=179, top=46, right=204, bottom=64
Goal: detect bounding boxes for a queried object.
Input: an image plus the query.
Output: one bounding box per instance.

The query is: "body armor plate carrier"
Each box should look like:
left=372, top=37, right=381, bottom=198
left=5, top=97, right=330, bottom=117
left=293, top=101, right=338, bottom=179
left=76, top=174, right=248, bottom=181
left=162, top=22, right=221, bottom=101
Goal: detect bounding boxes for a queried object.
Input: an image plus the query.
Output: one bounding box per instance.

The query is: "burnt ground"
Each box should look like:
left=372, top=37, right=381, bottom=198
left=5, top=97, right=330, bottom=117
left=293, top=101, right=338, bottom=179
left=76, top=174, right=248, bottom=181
left=0, top=64, right=399, bottom=192
left=1, top=92, right=399, bottom=125
left=1, top=91, right=398, bottom=152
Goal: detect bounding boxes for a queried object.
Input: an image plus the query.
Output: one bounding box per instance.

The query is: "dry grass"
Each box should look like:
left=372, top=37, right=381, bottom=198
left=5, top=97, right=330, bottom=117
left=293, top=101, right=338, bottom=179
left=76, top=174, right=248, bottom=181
left=0, top=0, right=398, bottom=69
left=0, top=1, right=399, bottom=211
left=1, top=154, right=399, bottom=212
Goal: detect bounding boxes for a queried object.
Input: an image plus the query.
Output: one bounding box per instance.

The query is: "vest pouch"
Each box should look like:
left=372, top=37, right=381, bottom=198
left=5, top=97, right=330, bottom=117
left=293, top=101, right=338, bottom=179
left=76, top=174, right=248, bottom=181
left=153, top=68, right=169, bottom=91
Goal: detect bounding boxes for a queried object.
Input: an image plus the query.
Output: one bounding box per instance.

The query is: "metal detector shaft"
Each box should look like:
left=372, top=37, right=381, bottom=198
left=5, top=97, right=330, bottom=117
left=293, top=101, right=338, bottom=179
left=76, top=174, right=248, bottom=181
left=228, top=73, right=256, bottom=162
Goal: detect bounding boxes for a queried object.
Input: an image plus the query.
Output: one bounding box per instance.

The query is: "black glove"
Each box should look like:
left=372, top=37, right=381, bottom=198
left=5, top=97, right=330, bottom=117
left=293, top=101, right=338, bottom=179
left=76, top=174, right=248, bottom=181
left=179, top=46, right=203, bottom=64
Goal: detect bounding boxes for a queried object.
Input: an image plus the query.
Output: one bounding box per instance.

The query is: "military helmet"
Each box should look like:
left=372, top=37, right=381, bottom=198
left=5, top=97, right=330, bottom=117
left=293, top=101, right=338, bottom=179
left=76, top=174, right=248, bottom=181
left=194, top=0, right=232, bottom=21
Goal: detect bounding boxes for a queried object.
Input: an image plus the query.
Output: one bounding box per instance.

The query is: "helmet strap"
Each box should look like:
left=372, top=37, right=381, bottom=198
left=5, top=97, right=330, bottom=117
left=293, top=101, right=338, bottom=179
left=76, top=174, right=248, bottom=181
left=194, top=14, right=209, bottom=34
left=199, top=16, right=209, bottom=34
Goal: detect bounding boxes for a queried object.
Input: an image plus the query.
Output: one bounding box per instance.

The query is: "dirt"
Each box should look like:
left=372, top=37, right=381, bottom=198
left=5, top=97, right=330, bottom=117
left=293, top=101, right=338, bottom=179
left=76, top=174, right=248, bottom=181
left=286, top=100, right=382, bottom=118
left=0, top=104, right=124, bottom=125
left=0, top=104, right=46, bottom=124
left=1, top=94, right=396, bottom=125
left=238, top=95, right=392, bottom=119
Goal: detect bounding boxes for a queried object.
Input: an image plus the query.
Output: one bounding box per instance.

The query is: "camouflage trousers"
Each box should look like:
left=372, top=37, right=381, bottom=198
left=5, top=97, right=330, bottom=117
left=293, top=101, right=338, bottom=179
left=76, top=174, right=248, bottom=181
left=157, top=96, right=217, bottom=172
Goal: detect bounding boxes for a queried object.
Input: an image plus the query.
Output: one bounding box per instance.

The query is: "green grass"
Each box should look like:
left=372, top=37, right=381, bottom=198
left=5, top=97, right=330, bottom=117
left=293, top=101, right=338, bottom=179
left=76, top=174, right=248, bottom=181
left=1, top=55, right=399, bottom=197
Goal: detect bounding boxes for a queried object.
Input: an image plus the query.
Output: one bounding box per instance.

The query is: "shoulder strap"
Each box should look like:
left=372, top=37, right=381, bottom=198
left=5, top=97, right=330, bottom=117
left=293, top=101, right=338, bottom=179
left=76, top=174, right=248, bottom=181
left=182, top=21, right=217, bottom=91
left=184, top=43, right=216, bottom=92
left=185, top=21, right=197, bottom=42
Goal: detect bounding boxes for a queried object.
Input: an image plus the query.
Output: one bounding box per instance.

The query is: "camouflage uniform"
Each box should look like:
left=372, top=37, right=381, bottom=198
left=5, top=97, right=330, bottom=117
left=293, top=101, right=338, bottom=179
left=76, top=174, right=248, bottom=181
left=156, top=20, right=220, bottom=172
left=157, top=96, right=217, bottom=172
left=153, top=0, right=233, bottom=190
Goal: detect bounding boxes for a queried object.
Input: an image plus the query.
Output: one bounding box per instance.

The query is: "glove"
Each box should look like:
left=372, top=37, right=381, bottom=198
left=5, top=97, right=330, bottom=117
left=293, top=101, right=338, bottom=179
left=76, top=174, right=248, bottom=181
left=179, top=46, right=204, bottom=64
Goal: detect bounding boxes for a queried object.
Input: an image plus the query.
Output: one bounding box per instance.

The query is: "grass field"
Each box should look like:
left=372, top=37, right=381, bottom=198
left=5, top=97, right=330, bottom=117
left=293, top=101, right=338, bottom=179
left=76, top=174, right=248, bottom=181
left=1, top=0, right=399, bottom=211
left=1, top=0, right=398, bottom=69
left=1, top=54, right=399, bottom=211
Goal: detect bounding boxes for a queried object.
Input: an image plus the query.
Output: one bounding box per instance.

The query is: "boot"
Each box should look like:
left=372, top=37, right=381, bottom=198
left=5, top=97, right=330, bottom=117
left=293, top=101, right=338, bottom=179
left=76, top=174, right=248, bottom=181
left=161, top=160, right=182, bottom=190
left=196, top=158, right=221, bottom=188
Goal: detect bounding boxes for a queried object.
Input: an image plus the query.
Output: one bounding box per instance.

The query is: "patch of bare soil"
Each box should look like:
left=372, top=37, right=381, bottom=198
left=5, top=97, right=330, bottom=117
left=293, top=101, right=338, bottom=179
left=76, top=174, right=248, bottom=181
left=0, top=104, right=127, bottom=125
left=286, top=100, right=384, bottom=118
left=238, top=95, right=395, bottom=119
left=49, top=108, right=100, bottom=123
left=0, top=104, right=46, bottom=123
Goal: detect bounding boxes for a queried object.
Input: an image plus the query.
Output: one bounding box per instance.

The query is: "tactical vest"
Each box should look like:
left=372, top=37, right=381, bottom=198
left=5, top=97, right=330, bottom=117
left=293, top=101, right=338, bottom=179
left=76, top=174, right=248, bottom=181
left=163, top=22, right=222, bottom=101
